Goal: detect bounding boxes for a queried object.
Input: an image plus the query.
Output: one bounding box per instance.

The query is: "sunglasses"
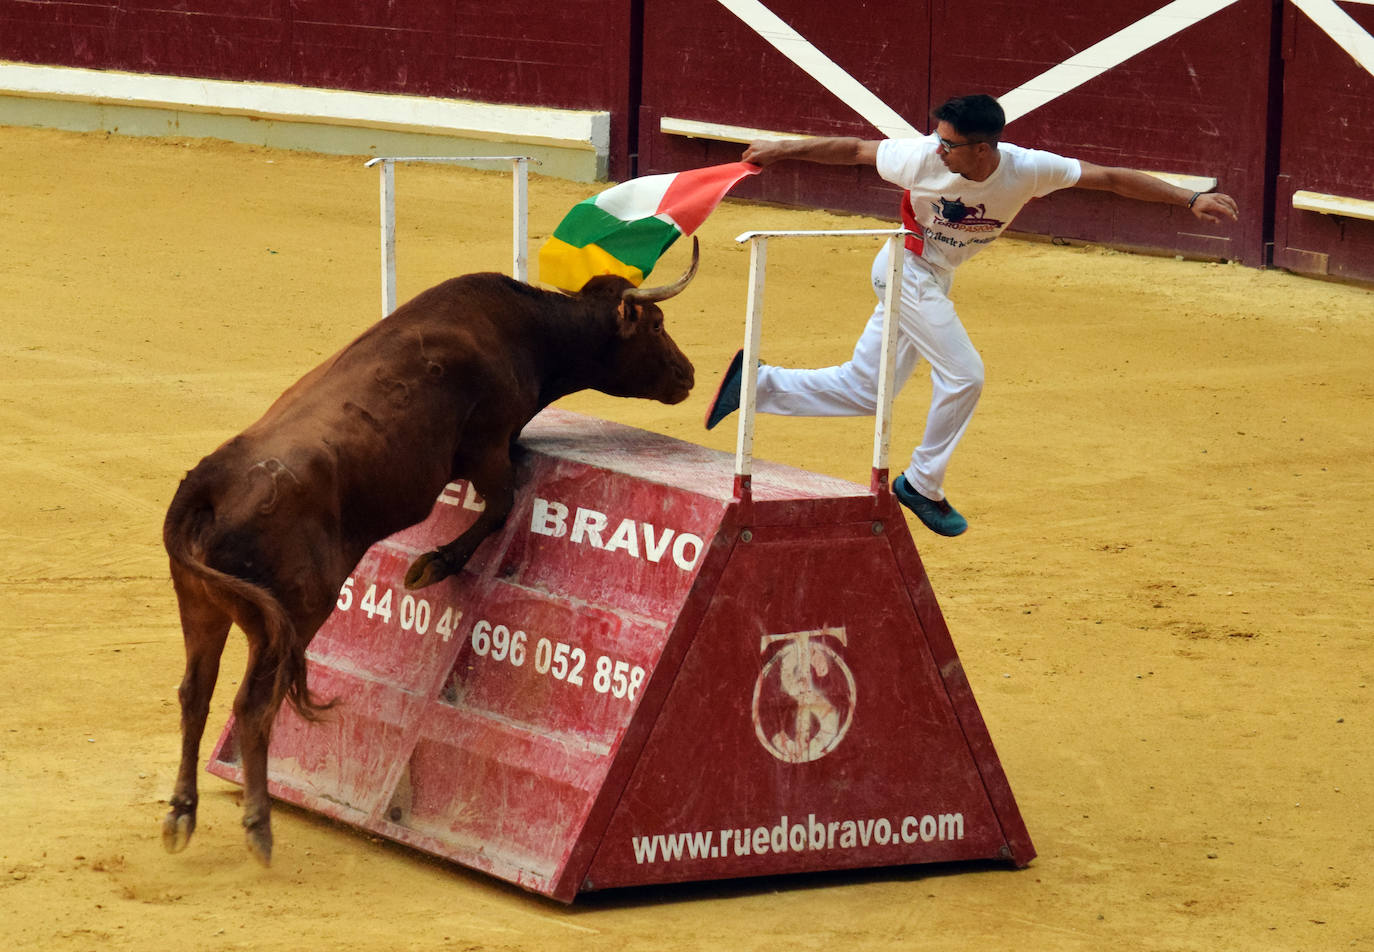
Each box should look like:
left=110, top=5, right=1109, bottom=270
left=937, top=135, right=984, bottom=151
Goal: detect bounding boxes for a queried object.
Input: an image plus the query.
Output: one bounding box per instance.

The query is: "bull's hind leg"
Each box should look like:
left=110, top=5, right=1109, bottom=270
left=163, top=570, right=232, bottom=853
left=232, top=639, right=283, bottom=866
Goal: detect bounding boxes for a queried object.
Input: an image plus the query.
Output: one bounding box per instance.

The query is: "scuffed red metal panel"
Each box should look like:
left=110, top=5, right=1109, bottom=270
left=437, top=583, right=669, bottom=744
left=207, top=410, right=1032, bottom=899
left=395, top=708, right=610, bottom=889
left=1272, top=2, right=1374, bottom=282
left=209, top=411, right=743, bottom=898
left=583, top=521, right=1023, bottom=890
left=883, top=502, right=1033, bottom=862
left=496, top=459, right=723, bottom=623
left=638, top=0, right=930, bottom=215
left=257, top=665, right=425, bottom=823
left=305, top=543, right=471, bottom=694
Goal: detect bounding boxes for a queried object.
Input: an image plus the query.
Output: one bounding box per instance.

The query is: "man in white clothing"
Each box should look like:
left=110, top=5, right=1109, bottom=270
left=704, top=94, right=1239, bottom=536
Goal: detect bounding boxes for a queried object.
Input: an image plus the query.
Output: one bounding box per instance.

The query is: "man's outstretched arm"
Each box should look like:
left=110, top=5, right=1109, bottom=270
left=1075, top=161, right=1239, bottom=224
left=742, top=137, right=881, bottom=168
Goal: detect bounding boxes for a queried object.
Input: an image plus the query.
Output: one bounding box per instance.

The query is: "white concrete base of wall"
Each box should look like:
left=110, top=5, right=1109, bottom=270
left=0, top=63, right=611, bottom=182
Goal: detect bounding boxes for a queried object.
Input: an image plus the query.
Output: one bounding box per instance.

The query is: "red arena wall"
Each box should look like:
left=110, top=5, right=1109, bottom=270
left=927, top=0, right=1277, bottom=269
left=1270, top=0, right=1374, bottom=282
left=637, top=0, right=1280, bottom=268
left=0, top=0, right=632, bottom=108
left=638, top=0, right=932, bottom=219
left=0, top=0, right=639, bottom=175
left=3, top=0, right=1371, bottom=281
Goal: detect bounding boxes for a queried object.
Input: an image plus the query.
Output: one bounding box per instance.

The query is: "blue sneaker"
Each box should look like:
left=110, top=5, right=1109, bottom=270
left=893, top=475, right=968, bottom=536
left=704, top=348, right=745, bottom=430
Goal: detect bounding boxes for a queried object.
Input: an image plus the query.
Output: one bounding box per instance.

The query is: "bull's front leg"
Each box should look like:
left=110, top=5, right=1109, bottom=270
left=404, top=462, right=515, bottom=590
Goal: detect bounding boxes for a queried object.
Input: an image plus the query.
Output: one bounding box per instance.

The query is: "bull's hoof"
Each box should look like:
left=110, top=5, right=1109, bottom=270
left=161, top=810, right=195, bottom=853
left=404, top=551, right=449, bottom=590
left=244, top=822, right=273, bottom=867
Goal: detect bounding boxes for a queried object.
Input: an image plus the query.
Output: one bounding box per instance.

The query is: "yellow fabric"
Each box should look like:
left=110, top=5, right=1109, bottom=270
left=537, top=235, right=645, bottom=292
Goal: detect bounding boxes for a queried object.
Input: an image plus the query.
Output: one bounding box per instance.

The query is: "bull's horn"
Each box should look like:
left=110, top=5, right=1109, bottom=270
left=623, top=237, right=699, bottom=305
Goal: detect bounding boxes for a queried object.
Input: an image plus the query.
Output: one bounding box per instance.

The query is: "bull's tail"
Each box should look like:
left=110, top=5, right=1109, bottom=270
left=163, top=471, right=334, bottom=730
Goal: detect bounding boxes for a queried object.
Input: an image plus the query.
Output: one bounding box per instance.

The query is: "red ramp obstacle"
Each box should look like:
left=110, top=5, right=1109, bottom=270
left=207, top=408, right=1033, bottom=900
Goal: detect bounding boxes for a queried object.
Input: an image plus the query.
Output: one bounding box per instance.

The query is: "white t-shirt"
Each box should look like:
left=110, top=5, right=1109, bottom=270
left=877, top=135, right=1081, bottom=273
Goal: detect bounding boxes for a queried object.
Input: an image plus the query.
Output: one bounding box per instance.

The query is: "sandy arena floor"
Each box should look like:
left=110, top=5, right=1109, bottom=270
left=1, top=126, right=1371, bottom=951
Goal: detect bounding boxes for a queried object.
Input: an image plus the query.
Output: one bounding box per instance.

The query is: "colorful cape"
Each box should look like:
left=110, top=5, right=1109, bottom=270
left=539, top=161, right=760, bottom=292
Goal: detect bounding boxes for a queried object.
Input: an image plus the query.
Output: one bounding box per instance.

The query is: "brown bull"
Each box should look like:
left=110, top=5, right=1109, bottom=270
left=161, top=241, right=699, bottom=864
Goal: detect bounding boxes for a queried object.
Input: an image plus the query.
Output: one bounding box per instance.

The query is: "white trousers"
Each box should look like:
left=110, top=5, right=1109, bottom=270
left=755, top=245, right=984, bottom=501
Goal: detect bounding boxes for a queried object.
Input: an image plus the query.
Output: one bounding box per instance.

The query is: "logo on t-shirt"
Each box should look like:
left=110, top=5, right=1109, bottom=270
left=932, top=197, right=1004, bottom=232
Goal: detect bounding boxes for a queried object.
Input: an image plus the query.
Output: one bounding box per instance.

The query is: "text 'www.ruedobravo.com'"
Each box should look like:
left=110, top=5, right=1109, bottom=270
left=631, top=812, right=965, bottom=865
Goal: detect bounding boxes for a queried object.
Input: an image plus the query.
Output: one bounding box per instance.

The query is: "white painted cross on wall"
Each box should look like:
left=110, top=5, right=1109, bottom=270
left=715, top=0, right=1374, bottom=131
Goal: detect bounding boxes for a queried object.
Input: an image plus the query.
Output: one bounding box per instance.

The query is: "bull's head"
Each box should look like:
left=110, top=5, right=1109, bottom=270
left=582, top=237, right=699, bottom=404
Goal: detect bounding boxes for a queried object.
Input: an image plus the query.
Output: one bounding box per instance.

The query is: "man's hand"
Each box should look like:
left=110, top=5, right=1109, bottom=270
left=1190, top=191, right=1239, bottom=224
left=741, top=139, right=789, bottom=167
left=740, top=137, right=880, bottom=168
left=1077, top=162, right=1240, bottom=224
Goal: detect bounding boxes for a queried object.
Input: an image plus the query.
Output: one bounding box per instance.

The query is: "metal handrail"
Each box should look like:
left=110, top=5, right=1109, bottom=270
left=731, top=228, right=912, bottom=498
left=366, top=155, right=538, bottom=316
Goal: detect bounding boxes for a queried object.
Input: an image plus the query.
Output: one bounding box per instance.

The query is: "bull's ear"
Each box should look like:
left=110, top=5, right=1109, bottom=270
left=615, top=300, right=640, bottom=338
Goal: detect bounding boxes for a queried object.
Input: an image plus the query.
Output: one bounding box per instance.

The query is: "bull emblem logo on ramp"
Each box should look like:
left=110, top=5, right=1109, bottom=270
left=751, top=627, right=856, bottom=763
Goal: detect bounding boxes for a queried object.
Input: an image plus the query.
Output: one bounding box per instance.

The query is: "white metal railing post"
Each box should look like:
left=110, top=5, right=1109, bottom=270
left=732, top=228, right=910, bottom=498
left=871, top=232, right=906, bottom=491
left=366, top=155, right=538, bottom=318
left=378, top=158, right=397, bottom=317
left=734, top=235, right=768, bottom=499
left=512, top=157, right=529, bottom=283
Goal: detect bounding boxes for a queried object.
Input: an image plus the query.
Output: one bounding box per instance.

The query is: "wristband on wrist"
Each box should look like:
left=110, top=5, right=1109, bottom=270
left=1187, top=191, right=1202, bottom=209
